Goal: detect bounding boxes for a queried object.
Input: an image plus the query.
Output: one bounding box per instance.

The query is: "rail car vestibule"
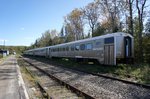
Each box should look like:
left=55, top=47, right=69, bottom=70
left=124, top=36, right=132, bottom=58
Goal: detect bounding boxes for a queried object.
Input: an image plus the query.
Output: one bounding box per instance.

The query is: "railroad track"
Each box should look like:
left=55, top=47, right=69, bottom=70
left=22, top=58, right=95, bottom=99
left=22, top=56, right=150, bottom=98
left=24, top=64, right=50, bottom=99
left=62, top=66, right=150, bottom=89
left=26, top=56, right=150, bottom=90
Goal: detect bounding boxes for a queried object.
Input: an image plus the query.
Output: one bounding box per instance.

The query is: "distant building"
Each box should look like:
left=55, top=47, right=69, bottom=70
left=0, top=49, right=9, bottom=57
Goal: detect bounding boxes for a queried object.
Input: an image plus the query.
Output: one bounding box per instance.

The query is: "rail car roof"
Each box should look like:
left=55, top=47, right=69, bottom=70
left=25, top=32, right=133, bottom=52
left=25, top=47, right=47, bottom=52
left=48, top=32, right=133, bottom=47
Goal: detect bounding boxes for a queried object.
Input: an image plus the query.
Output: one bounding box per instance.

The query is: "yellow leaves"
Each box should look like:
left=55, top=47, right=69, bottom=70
left=70, top=9, right=83, bottom=19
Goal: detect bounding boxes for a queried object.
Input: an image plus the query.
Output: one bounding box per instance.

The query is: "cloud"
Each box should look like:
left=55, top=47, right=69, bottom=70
left=20, top=27, right=25, bottom=30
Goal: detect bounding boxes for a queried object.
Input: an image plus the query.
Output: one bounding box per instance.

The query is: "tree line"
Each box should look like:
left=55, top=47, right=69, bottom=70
left=29, top=0, right=150, bottom=63
left=0, top=46, right=27, bottom=54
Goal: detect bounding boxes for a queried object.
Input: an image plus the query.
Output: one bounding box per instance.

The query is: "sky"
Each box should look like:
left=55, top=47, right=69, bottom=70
left=0, top=0, right=93, bottom=46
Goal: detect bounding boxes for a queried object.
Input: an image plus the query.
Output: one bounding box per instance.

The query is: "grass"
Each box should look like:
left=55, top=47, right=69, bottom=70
left=0, top=54, right=10, bottom=64
left=17, top=57, right=45, bottom=98
left=0, top=54, right=3, bottom=59
left=17, top=58, right=35, bottom=85
left=25, top=56, right=150, bottom=85
left=0, top=54, right=3, bottom=63
left=116, top=64, right=150, bottom=84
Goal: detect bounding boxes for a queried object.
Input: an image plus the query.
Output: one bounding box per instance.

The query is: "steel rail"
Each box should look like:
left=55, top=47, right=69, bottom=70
left=23, top=58, right=95, bottom=99
left=24, top=65, right=51, bottom=99
left=23, top=56, right=150, bottom=90
left=58, top=65, right=150, bottom=90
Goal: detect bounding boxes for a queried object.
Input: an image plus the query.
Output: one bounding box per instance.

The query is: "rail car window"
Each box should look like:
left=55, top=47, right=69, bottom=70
left=86, top=43, right=92, bottom=50
left=71, top=45, right=74, bottom=51
left=104, top=37, right=114, bottom=44
left=66, top=46, right=69, bottom=51
left=80, top=44, right=85, bottom=50
left=96, top=42, right=101, bottom=46
left=63, top=47, right=65, bottom=51
left=75, top=45, right=80, bottom=51
left=95, top=41, right=101, bottom=48
left=59, top=48, right=62, bottom=51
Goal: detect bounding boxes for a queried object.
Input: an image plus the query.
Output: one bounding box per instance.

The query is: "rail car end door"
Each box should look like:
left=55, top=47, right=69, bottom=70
left=124, top=36, right=132, bottom=58
left=46, top=48, right=49, bottom=58
left=104, top=37, right=115, bottom=65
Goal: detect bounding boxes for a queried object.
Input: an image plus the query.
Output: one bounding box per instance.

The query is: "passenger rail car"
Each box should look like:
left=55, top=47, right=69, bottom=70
left=24, top=32, right=134, bottom=65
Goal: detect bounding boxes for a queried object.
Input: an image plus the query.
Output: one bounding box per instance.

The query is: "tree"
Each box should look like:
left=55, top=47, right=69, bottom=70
left=31, top=30, right=58, bottom=48
left=82, top=1, right=100, bottom=36
left=92, top=23, right=105, bottom=37
left=35, top=39, right=40, bottom=48
left=60, top=26, right=64, bottom=37
left=39, top=30, right=53, bottom=47
left=98, top=0, right=124, bottom=32
left=136, top=0, right=147, bottom=62
left=64, top=23, right=75, bottom=42
left=145, top=18, right=150, bottom=33
left=143, top=35, right=150, bottom=63
left=65, top=8, right=84, bottom=41
left=58, top=26, right=65, bottom=43
left=127, top=0, right=134, bottom=35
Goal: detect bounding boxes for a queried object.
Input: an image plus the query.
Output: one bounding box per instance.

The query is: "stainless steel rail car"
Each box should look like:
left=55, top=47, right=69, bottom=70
left=24, top=32, right=134, bottom=65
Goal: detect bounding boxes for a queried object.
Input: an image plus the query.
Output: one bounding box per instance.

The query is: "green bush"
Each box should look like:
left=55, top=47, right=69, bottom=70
left=0, top=54, right=3, bottom=59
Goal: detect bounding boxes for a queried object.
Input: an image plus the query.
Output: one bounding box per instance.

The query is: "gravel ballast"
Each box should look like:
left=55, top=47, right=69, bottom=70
left=24, top=57, right=150, bottom=99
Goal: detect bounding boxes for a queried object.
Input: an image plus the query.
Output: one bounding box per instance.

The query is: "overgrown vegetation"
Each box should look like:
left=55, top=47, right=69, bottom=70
left=116, top=64, right=150, bottom=84
left=0, top=54, right=2, bottom=59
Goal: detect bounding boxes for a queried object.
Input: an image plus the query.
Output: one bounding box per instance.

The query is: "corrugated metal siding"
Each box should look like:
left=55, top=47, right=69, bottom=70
left=104, top=45, right=114, bottom=65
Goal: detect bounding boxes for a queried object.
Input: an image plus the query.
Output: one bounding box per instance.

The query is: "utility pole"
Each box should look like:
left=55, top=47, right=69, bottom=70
left=3, top=40, right=5, bottom=50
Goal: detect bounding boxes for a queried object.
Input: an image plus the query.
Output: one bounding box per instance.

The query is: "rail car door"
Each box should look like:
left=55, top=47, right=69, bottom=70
left=124, top=36, right=132, bottom=58
left=104, top=37, right=115, bottom=65
left=46, top=48, right=49, bottom=58
left=49, top=48, right=51, bottom=58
